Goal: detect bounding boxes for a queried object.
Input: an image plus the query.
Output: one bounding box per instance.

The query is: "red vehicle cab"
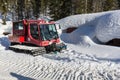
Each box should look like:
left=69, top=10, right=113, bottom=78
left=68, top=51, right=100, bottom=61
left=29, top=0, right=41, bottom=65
left=9, top=19, right=60, bottom=47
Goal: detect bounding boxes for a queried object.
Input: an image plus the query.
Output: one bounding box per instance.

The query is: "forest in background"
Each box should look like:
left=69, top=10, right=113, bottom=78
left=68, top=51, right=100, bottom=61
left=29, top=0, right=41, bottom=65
left=0, top=0, right=120, bottom=24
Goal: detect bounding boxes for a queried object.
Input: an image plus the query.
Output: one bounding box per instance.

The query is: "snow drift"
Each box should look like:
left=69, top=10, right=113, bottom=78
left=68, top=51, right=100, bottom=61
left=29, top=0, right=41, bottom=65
left=58, top=10, right=120, bottom=59
left=96, top=11, right=120, bottom=42
left=60, top=25, right=95, bottom=46
left=57, top=10, right=118, bottom=30
left=57, top=10, right=120, bottom=43
left=0, top=20, right=12, bottom=35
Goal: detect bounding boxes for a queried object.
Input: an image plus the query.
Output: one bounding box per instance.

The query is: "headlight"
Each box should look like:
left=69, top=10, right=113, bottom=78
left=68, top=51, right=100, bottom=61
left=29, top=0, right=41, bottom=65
left=49, top=41, right=52, bottom=45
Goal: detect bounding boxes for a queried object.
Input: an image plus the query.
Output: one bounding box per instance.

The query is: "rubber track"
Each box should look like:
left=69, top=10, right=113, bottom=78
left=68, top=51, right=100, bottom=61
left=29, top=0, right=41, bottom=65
left=9, top=45, right=46, bottom=56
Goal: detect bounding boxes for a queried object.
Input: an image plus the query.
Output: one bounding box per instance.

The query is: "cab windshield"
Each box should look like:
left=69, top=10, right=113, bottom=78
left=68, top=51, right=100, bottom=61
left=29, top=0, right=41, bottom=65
left=40, top=24, right=58, bottom=40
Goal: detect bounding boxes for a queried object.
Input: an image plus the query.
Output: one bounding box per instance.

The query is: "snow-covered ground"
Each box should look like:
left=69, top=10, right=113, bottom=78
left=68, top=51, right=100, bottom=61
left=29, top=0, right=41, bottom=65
left=0, top=10, right=120, bottom=80
left=0, top=19, right=12, bottom=35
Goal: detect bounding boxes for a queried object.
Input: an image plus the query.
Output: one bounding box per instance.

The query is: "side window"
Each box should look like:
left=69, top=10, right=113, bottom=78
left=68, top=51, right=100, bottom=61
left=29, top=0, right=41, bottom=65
left=49, top=24, right=56, bottom=32
left=13, top=22, right=24, bottom=30
left=40, top=25, right=51, bottom=40
left=30, top=24, right=39, bottom=39
left=18, top=23, right=24, bottom=30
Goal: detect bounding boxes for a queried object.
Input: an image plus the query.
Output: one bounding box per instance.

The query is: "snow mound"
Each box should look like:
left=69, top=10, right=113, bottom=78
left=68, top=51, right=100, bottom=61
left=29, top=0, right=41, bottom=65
left=57, top=14, right=100, bottom=30
left=57, top=10, right=119, bottom=30
left=60, top=25, right=95, bottom=47
left=0, top=20, right=12, bottom=35
left=59, top=10, right=120, bottom=59
left=61, top=33, right=94, bottom=47
left=96, top=11, right=120, bottom=42
left=58, top=10, right=120, bottom=43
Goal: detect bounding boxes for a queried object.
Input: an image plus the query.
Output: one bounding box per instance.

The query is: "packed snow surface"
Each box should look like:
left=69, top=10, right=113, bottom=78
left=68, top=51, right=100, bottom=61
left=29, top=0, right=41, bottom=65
left=0, top=10, right=120, bottom=80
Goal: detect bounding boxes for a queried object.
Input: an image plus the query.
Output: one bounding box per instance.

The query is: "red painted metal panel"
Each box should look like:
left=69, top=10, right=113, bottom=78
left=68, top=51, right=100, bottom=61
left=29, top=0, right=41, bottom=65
left=19, top=36, right=25, bottom=42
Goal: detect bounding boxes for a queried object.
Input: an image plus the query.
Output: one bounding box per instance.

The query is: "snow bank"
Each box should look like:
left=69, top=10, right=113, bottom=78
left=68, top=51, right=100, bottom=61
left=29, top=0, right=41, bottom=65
left=96, top=11, right=120, bottom=42
left=57, top=10, right=120, bottom=43
left=59, top=10, right=120, bottom=59
left=60, top=25, right=95, bottom=46
left=0, top=19, right=11, bottom=49
left=0, top=20, right=12, bottom=35
left=57, top=10, right=118, bottom=30
left=0, top=19, right=12, bottom=50
left=61, top=26, right=120, bottom=59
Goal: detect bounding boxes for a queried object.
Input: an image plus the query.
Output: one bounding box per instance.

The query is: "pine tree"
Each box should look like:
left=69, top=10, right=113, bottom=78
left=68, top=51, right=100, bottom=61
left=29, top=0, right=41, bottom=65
left=40, top=0, right=49, bottom=16
left=118, top=0, right=120, bottom=8
left=59, top=0, right=72, bottom=19
left=4, top=0, right=18, bottom=21
left=48, top=0, right=59, bottom=20
left=87, top=0, right=93, bottom=13
left=24, top=0, right=32, bottom=19
left=103, top=0, right=118, bottom=11
left=74, top=0, right=84, bottom=14
left=0, top=0, right=9, bottom=24
left=73, top=0, right=89, bottom=14
left=31, top=0, right=41, bottom=19
left=92, top=0, right=103, bottom=12
left=17, top=0, right=25, bottom=20
left=49, top=0, right=72, bottom=20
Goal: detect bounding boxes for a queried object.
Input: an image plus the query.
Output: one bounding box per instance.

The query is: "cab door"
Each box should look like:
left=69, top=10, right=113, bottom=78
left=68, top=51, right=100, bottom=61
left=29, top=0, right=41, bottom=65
left=13, top=21, right=24, bottom=36
left=11, top=21, right=24, bottom=43
left=28, top=23, right=40, bottom=46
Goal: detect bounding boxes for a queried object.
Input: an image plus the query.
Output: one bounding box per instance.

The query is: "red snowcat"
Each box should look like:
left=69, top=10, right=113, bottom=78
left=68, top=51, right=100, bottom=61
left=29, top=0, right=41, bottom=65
left=9, top=19, right=66, bottom=56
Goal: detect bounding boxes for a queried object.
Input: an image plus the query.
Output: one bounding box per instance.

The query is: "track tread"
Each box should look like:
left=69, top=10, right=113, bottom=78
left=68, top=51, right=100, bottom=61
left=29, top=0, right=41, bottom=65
left=9, top=45, right=46, bottom=56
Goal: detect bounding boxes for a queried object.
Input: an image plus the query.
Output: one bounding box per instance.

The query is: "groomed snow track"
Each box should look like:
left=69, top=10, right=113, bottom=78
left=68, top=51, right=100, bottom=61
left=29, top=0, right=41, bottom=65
left=0, top=50, right=120, bottom=80
left=9, top=45, right=46, bottom=56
